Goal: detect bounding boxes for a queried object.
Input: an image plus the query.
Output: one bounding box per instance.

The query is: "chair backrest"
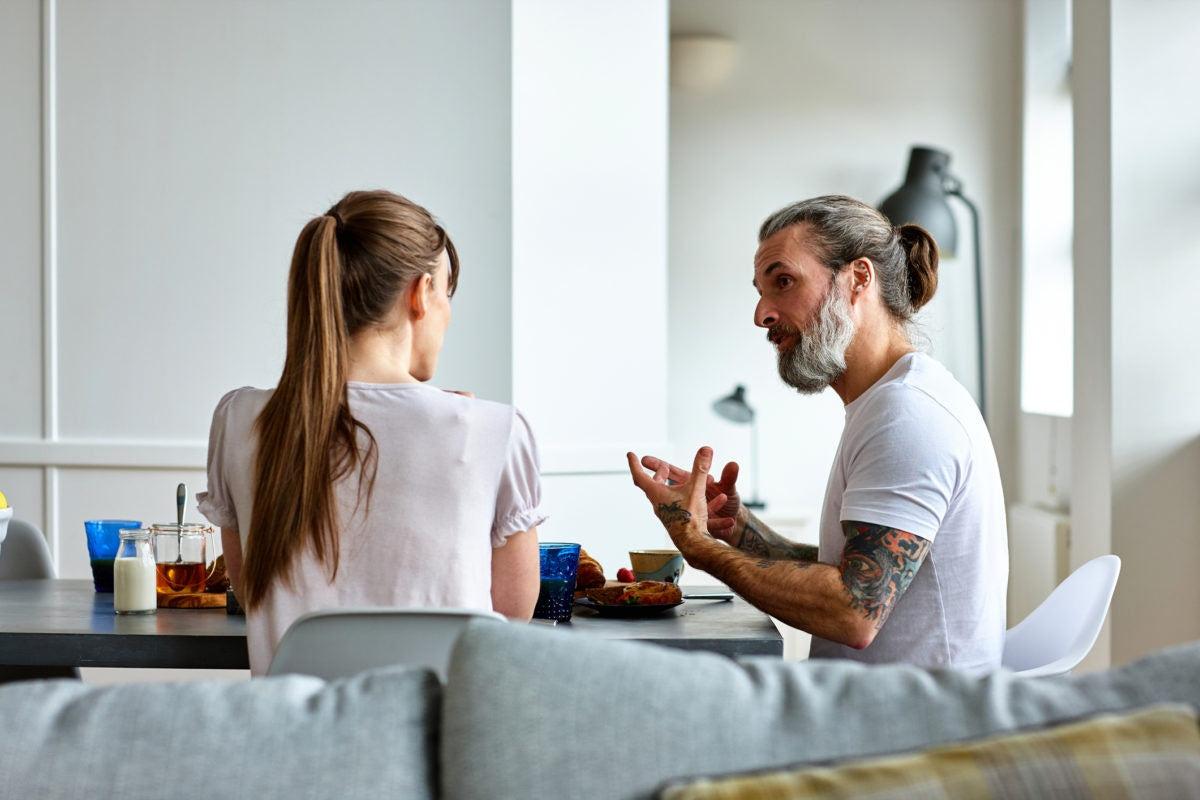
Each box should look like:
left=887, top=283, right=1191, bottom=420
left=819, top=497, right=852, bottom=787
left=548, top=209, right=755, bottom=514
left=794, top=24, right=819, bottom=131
left=1002, top=554, right=1121, bottom=677
left=267, top=607, right=506, bottom=681
left=0, top=519, right=58, bottom=579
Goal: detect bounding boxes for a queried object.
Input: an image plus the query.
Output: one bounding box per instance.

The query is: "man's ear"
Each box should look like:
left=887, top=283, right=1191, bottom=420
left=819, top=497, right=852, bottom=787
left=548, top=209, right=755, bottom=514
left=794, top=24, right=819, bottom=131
left=408, top=273, right=433, bottom=320
left=849, top=258, right=874, bottom=302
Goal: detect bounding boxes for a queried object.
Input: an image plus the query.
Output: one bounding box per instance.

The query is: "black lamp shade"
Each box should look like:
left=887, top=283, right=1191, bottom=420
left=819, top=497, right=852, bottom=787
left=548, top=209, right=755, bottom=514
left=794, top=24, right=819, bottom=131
left=712, top=385, right=754, bottom=424
left=879, top=146, right=958, bottom=257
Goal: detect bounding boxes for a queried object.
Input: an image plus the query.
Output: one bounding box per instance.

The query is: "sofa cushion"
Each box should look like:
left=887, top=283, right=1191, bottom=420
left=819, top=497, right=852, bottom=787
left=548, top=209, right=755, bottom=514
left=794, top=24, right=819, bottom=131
left=657, top=704, right=1200, bottom=799
left=442, top=620, right=1200, bottom=800
left=0, top=666, right=440, bottom=800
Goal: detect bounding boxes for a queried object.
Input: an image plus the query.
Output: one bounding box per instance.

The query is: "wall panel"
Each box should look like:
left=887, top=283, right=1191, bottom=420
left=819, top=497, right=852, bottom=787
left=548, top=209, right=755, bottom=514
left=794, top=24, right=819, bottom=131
left=53, top=0, right=513, bottom=443
left=1, top=1, right=514, bottom=581
left=0, top=0, right=45, bottom=439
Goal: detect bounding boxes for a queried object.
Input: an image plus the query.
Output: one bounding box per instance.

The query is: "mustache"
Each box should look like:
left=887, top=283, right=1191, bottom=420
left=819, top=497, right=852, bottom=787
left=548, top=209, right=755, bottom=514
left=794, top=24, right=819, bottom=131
left=767, top=323, right=801, bottom=345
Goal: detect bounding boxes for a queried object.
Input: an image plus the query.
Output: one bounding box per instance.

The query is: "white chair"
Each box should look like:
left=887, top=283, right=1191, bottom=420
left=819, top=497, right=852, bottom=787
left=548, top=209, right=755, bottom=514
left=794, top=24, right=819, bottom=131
left=1002, top=554, right=1121, bottom=678
left=0, top=518, right=80, bottom=681
left=267, top=607, right=506, bottom=681
left=0, top=518, right=58, bottom=579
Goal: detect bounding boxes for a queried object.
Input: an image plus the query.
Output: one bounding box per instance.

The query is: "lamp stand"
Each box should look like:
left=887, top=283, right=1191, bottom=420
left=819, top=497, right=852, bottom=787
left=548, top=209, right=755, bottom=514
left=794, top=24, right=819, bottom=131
left=944, top=179, right=986, bottom=420
left=745, top=418, right=765, bottom=510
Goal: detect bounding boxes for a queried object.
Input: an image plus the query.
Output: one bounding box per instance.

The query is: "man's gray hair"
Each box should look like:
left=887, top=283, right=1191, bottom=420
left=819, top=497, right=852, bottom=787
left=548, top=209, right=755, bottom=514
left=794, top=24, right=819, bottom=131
left=758, top=195, right=939, bottom=323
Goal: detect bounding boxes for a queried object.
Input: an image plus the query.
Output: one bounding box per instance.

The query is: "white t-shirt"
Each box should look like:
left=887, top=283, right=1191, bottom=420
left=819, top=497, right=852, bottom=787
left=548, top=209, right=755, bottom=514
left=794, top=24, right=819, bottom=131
left=198, top=382, right=546, bottom=675
left=808, top=353, right=1008, bottom=674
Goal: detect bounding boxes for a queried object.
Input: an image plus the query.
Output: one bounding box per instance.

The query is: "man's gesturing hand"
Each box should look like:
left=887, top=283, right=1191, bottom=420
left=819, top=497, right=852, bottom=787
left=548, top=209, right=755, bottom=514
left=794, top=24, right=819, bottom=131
left=637, top=453, right=744, bottom=543
left=627, top=447, right=716, bottom=550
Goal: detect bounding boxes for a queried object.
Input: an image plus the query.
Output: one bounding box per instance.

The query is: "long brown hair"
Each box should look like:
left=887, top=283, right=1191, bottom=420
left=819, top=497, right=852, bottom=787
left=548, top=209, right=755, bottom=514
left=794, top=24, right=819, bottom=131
left=240, top=190, right=460, bottom=609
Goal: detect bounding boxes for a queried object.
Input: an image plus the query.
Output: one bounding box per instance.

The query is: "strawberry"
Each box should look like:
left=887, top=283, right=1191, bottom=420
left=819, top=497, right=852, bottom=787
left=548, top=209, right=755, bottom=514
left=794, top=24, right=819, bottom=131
left=616, top=567, right=635, bottom=583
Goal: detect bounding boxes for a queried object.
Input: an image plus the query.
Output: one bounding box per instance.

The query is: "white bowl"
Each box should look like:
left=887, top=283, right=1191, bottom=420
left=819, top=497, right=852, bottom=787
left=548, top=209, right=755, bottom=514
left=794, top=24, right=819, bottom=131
left=0, top=507, right=12, bottom=550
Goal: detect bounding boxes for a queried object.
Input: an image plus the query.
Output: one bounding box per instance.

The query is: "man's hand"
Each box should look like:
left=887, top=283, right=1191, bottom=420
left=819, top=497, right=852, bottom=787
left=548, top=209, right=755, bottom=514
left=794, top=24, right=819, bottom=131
left=627, top=447, right=716, bottom=551
left=637, top=453, right=745, bottom=543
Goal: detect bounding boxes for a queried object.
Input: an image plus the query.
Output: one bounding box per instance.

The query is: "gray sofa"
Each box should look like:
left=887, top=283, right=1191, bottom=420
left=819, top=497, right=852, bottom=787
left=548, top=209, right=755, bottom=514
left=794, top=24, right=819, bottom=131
left=2, top=619, right=1199, bottom=799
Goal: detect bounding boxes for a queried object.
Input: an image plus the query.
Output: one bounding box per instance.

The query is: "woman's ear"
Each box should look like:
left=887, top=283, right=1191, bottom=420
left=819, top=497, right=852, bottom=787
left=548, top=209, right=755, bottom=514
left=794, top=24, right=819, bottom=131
left=408, top=273, right=433, bottom=320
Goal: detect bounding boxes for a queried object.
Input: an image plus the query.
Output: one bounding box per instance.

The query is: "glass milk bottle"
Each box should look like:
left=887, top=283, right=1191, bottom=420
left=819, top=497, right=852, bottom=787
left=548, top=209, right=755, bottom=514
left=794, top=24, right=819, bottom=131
left=113, top=529, right=157, bottom=615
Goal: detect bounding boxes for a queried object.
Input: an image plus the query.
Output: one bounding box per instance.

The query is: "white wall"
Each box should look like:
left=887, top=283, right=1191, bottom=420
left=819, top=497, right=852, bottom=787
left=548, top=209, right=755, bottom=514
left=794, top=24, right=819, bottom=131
left=1072, top=0, right=1200, bottom=666
left=510, top=0, right=670, bottom=573
left=1, top=0, right=672, bottom=608
left=0, top=0, right=514, bottom=580
left=667, top=0, right=1022, bottom=529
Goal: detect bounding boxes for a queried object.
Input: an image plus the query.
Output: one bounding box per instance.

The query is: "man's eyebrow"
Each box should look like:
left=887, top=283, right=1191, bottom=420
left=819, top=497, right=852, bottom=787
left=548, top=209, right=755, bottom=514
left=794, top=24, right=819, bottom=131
left=752, top=261, right=784, bottom=291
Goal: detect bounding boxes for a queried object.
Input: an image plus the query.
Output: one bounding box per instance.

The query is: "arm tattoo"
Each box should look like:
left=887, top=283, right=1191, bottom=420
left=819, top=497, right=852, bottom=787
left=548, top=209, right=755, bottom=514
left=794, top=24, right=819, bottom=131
left=656, top=501, right=692, bottom=529
left=736, top=520, right=818, bottom=562
left=736, top=521, right=771, bottom=557
left=839, top=521, right=930, bottom=631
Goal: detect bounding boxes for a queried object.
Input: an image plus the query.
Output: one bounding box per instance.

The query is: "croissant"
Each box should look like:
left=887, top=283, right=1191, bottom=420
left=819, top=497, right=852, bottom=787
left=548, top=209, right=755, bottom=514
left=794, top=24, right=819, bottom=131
left=575, top=549, right=607, bottom=590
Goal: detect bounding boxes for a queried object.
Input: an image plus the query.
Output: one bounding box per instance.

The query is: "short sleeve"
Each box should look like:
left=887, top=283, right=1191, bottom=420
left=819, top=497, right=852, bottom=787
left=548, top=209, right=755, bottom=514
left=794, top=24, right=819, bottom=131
left=196, top=389, right=243, bottom=530
left=839, top=386, right=969, bottom=541
left=491, top=408, right=547, bottom=547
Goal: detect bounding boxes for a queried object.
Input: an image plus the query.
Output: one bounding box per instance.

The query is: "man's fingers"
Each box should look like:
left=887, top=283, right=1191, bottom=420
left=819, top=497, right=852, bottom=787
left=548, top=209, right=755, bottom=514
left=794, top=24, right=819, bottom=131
left=690, top=447, right=713, bottom=500
left=626, top=451, right=651, bottom=491
left=710, top=517, right=736, bottom=531
left=718, top=461, right=740, bottom=490
left=642, top=455, right=692, bottom=485
left=708, top=517, right=736, bottom=537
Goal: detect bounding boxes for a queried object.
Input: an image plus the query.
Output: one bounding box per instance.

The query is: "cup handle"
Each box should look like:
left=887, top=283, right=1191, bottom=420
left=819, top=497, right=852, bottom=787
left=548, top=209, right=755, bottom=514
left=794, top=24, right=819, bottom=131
left=204, top=529, right=219, bottom=582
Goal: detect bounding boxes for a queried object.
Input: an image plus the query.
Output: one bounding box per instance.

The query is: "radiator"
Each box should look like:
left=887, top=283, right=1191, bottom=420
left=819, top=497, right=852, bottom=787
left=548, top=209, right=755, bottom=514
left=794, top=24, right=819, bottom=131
left=1007, top=502, right=1070, bottom=624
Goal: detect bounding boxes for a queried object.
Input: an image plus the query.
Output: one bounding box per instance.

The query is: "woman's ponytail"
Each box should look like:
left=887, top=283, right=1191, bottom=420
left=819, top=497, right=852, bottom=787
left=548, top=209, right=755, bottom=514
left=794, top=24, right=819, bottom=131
left=243, top=214, right=359, bottom=608
left=242, top=191, right=450, bottom=609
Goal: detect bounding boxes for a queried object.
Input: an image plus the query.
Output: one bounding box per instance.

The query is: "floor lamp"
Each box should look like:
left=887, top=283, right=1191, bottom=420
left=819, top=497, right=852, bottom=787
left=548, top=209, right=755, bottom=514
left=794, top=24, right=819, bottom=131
left=712, top=385, right=766, bottom=510
left=879, top=146, right=986, bottom=419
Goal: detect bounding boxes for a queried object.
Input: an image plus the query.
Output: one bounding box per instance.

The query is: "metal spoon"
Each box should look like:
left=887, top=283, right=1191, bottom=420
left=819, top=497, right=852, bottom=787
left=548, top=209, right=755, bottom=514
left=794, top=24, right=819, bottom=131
left=175, top=483, right=186, bottom=563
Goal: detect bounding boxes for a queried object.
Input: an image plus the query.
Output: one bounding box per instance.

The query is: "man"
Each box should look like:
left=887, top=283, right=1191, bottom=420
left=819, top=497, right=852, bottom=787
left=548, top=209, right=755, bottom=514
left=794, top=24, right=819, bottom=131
left=628, top=195, right=1008, bottom=673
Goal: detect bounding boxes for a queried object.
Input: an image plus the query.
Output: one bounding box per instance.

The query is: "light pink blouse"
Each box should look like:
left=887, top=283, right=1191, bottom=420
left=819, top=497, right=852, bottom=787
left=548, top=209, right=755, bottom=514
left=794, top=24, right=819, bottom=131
left=198, top=382, right=546, bottom=674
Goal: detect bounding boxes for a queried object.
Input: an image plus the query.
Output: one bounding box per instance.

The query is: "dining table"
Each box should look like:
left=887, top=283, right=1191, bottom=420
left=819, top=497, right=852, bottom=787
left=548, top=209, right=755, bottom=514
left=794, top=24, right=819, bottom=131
left=0, top=579, right=782, bottom=671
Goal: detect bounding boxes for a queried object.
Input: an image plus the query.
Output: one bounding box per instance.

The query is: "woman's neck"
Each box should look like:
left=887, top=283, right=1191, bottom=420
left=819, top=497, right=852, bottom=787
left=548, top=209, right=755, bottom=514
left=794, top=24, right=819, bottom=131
left=346, top=327, right=419, bottom=383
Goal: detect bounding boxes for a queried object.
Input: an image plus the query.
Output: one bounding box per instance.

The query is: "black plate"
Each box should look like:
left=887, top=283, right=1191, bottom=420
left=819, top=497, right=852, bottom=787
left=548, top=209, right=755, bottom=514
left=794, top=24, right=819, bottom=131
left=574, top=597, right=684, bottom=617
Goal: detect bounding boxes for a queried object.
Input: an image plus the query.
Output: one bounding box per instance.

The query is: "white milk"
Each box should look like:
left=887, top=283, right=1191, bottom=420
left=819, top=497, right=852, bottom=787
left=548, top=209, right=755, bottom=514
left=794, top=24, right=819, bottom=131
left=114, top=556, right=158, bottom=614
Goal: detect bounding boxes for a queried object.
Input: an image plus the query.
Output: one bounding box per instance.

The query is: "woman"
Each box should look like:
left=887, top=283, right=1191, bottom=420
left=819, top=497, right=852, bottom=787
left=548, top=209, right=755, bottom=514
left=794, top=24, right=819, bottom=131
left=199, top=190, right=543, bottom=675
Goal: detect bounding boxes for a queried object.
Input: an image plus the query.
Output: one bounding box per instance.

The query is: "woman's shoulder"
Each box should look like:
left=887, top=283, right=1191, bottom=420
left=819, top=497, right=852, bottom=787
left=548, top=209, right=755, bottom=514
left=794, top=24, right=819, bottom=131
left=211, top=386, right=274, bottom=426
left=428, top=389, right=538, bottom=444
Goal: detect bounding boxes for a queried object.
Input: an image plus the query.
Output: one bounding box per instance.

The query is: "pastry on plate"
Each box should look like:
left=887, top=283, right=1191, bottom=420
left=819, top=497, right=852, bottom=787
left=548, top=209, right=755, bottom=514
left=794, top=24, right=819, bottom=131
left=575, top=548, right=607, bottom=590
left=586, top=580, right=682, bottom=606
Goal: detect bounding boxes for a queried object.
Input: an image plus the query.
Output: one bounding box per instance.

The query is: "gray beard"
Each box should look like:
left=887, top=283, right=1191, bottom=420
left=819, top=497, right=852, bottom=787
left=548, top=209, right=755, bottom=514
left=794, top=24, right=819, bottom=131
left=775, top=284, right=856, bottom=394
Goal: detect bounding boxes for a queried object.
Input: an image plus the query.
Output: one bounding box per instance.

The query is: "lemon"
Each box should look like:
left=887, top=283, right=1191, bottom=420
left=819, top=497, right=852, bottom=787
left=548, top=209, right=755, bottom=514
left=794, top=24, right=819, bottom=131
left=0, top=490, right=7, bottom=508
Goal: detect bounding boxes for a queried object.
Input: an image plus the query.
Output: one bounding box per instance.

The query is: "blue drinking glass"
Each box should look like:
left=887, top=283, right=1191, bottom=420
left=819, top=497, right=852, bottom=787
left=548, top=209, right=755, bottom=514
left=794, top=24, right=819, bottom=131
left=84, top=519, right=141, bottom=592
left=534, top=542, right=581, bottom=622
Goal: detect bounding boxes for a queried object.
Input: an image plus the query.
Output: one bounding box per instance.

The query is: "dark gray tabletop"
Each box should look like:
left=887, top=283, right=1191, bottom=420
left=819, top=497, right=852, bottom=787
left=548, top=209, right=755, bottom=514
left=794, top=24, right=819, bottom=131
left=560, top=591, right=784, bottom=657
left=0, top=580, right=781, bottom=669
left=0, top=579, right=249, bottom=669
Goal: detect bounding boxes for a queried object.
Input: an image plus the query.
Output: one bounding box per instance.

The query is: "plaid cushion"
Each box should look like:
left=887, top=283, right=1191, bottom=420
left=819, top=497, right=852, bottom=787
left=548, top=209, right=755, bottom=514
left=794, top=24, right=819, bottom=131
left=659, top=704, right=1200, bottom=800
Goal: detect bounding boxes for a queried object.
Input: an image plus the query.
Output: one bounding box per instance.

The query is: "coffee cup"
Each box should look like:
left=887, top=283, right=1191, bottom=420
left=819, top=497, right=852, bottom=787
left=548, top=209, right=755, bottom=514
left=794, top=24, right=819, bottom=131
left=630, top=549, right=685, bottom=584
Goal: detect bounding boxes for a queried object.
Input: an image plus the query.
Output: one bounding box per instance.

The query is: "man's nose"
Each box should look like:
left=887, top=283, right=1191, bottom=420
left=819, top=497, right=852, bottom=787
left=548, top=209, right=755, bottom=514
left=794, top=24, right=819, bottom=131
left=755, top=298, right=777, bottom=328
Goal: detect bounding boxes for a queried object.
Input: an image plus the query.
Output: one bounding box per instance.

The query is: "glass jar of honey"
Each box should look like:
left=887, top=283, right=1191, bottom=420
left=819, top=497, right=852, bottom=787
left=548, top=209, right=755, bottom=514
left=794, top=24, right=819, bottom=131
left=151, top=523, right=215, bottom=595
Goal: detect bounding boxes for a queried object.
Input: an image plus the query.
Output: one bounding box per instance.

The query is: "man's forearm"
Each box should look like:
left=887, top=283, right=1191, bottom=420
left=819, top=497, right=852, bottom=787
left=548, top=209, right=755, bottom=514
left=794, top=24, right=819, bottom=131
left=732, top=509, right=818, bottom=562
left=686, top=536, right=872, bottom=647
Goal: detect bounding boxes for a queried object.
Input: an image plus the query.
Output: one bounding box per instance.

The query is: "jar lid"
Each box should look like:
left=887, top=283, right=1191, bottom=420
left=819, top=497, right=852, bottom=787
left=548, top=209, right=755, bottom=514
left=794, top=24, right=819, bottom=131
left=119, top=528, right=152, bottom=539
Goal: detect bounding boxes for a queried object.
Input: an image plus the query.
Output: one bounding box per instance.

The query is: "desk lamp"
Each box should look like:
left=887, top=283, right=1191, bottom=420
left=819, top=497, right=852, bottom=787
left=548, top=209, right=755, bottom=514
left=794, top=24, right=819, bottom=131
left=879, top=145, right=986, bottom=419
left=712, top=385, right=765, bottom=510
